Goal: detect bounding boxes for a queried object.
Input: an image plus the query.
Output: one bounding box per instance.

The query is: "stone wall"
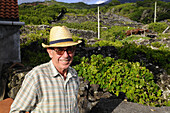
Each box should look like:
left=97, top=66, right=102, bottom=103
left=55, top=13, right=142, bottom=28
left=20, top=25, right=97, bottom=40
left=69, top=28, right=97, bottom=39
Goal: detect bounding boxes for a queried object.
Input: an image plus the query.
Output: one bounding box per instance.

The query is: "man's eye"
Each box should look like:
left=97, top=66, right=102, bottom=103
left=67, top=48, right=72, bottom=51
left=58, top=48, right=64, bottom=51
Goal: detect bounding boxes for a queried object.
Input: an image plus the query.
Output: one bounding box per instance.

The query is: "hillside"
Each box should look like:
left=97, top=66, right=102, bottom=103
left=19, top=0, right=170, bottom=25
left=118, top=0, right=170, bottom=3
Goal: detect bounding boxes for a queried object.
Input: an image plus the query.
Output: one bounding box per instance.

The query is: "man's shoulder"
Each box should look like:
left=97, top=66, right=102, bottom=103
left=35, top=61, right=50, bottom=69
left=32, top=61, right=50, bottom=72
left=26, top=61, right=51, bottom=78
left=69, top=66, right=78, bottom=77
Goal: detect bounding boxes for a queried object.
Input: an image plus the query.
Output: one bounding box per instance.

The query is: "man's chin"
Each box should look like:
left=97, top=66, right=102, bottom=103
left=60, top=64, right=70, bottom=69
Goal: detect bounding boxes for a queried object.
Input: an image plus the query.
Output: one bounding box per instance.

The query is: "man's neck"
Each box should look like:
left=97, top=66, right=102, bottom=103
left=58, top=69, right=68, bottom=80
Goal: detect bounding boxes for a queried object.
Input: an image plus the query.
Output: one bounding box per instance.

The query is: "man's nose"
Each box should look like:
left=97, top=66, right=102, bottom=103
left=62, top=50, right=69, bottom=57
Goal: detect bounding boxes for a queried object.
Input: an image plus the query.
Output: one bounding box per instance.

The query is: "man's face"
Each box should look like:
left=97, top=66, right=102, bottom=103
left=47, top=46, right=76, bottom=72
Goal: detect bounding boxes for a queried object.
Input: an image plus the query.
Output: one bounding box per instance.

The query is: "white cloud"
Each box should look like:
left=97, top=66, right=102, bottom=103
left=18, top=0, right=45, bottom=4
left=81, top=0, right=107, bottom=4
left=18, top=0, right=109, bottom=5
left=95, top=0, right=107, bottom=4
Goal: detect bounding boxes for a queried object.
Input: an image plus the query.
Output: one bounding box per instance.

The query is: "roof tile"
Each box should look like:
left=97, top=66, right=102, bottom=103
left=0, top=0, right=19, bottom=21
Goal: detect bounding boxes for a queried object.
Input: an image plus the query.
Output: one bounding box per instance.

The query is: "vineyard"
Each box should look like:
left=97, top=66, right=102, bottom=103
left=19, top=0, right=170, bottom=107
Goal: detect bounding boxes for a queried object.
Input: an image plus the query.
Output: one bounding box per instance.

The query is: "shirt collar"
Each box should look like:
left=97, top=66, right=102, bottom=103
left=49, top=60, right=60, bottom=77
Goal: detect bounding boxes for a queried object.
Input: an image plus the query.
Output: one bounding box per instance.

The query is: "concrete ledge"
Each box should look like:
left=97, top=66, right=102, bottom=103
left=113, top=101, right=170, bottom=113
left=0, top=21, right=25, bottom=26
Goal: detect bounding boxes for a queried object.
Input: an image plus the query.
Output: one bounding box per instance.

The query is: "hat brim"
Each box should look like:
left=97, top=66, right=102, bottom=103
left=42, top=40, right=82, bottom=48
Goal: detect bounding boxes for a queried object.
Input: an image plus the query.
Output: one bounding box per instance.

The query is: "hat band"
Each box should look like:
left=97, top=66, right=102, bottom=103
left=49, top=38, right=73, bottom=44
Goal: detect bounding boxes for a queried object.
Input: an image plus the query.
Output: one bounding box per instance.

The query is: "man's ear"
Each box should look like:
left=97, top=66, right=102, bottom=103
left=47, top=48, right=53, bottom=58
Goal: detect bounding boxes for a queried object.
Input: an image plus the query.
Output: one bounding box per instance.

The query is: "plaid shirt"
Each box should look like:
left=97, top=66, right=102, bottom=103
left=10, top=60, right=79, bottom=113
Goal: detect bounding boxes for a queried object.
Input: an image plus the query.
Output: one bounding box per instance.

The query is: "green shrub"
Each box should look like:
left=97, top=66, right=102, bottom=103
left=122, top=36, right=150, bottom=42
left=74, top=54, right=167, bottom=106
left=118, top=42, right=170, bottom=74
left=158, top=33, right=170, bottom=39
left=148, top=22, right=168, bottom=33
left=151, top=42, right=162, bottom=48
left=101, top=26, right=132, bottom=41
left=88, top=40, right=123, bottom=48
left=20, top=29, right=50, bottom=66
left=21, top=49, right=50, bottom=66
left=19, top=4, right=66, bottom=25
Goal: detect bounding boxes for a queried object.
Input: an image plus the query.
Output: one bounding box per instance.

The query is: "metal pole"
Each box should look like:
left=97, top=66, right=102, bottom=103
left=98, top=6, right=100, bottom=39
left=154, top=1, right=157, bottom=23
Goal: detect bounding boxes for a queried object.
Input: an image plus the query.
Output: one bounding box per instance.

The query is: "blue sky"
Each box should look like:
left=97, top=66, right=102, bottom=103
left=18, top=0, right=108, bottom=5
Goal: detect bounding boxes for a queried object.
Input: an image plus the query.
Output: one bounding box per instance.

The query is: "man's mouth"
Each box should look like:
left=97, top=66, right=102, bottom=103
left=60, top=59, right=70, bottom=63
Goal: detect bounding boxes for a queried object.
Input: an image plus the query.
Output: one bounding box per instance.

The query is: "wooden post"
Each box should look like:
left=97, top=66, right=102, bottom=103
left=154, top=1, right=157, bottom=23
left=98, top=6, right=100, bottom=39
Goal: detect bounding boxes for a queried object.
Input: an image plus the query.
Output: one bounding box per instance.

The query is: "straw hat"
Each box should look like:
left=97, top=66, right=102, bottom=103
left=42, top=26, right=82, bottom=48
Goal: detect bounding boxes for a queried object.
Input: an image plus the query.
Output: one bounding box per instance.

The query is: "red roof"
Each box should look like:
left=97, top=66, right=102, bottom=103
left=0, top=0, right=19, bottom=21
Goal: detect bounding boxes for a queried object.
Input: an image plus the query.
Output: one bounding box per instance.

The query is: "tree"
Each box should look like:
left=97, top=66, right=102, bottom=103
left=108, top=0, right=120, bottom=6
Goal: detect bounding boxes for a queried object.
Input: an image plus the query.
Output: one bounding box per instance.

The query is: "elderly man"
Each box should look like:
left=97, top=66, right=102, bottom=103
left=10, top=26, right=82, bottom=113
